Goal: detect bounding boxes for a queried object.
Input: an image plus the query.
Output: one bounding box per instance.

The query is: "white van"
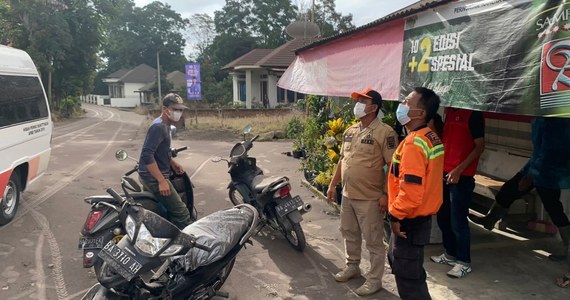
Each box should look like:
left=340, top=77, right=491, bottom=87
left=0, top=45, right=52, bottom=225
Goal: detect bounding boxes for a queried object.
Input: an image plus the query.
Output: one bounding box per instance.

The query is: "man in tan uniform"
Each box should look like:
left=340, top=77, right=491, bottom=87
left=327, top=88, right=398, bottom=296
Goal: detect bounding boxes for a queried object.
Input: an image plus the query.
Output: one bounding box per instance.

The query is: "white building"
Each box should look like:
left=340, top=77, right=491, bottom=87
left=223, top=38, right=313, bottom=109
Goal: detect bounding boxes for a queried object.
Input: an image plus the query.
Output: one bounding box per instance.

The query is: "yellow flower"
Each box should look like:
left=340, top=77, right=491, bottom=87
left=327, top=118, right=346, bottom=136
left=328, top=149, right=339, bottom=161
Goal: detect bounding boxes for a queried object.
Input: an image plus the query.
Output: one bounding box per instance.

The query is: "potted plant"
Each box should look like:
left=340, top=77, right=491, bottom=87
left=314, top=171, right=332, bottom=195
left=292, top=140, right=304, bottom=159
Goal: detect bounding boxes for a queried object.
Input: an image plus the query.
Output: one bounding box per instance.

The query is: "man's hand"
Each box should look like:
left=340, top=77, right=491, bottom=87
left=378, top=194, right=388, bottom=214
left=518, top=174, right=533, bottom=192
left=446, top=167, right=462, bottom=184
left=390, top=221, right=407, bottom=239
left=158, top=180, right=171, bottom=196
left=326, top=185, right=336, bottom=203
left=171, top=161, right=184, bottom=175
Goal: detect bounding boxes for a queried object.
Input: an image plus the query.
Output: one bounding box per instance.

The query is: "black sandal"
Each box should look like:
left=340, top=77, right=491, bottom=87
left=555, top=274, right=570, bottom=288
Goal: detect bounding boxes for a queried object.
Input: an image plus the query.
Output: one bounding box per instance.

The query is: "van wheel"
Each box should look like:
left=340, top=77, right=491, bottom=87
left=0, top=172, right=20, bottom=226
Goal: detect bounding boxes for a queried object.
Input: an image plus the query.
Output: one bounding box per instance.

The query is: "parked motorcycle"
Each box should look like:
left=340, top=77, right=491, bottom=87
left=212, top=125, right=311, bottom=251
left=81, top=184, right=259, bottom=300
left=78, top=147, right=196, bottom=272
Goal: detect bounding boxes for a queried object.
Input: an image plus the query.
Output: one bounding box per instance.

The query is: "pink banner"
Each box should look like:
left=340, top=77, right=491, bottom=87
left=278, top=19, right=405, bottom=100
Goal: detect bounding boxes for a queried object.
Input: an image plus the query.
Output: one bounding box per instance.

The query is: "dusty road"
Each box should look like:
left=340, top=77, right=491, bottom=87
left=0, top=104, right=568, bottom=300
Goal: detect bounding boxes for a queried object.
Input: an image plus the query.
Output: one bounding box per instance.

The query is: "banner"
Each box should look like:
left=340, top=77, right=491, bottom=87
left=185, top=64, right=201, bottom=100
left=278, top=19, right=404, bottom=100
left=400, top=0, right=570, bottom=117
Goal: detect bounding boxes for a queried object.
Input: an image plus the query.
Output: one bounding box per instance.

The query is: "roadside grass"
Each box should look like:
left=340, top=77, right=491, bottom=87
left=185, top=110, right=305, bottom=136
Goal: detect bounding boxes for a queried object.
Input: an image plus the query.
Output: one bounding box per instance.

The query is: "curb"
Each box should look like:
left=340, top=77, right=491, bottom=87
left=301, top=179, right=340, bottom=212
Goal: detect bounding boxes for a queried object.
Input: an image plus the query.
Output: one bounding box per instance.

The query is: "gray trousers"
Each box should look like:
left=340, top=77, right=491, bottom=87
left=388, top=217, right=432, bottom=300
left=140, top=178, right=191, bottom=229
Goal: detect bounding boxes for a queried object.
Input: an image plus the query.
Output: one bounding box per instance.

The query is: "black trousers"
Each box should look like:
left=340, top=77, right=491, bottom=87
left=496, top=173, right=570, bottom=228
left=388, top=217, right=432, bottom=300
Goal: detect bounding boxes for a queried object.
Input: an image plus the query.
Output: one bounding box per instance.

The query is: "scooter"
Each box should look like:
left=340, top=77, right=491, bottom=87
left=81, top=182, right=259, bottom=300
left=78, top=147, right=196, bottom=272
left=212, top=125, right=311, bottom=252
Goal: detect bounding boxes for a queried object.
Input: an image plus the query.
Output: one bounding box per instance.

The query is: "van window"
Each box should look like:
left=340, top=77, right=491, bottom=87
left=0, top=75, right=49, bottom=127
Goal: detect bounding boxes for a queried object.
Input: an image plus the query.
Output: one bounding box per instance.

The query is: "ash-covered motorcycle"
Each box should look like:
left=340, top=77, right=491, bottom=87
left=212, top=125, right=311, bottom=251
left=81, top=182, right=259, bottom=300
left=78, top=147, right=196, bottom=272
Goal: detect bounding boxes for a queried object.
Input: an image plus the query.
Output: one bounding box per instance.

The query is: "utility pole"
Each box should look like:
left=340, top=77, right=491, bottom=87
left=312, top=0, right=315, bottom=23
left=156, top=51, right=162, bottom=102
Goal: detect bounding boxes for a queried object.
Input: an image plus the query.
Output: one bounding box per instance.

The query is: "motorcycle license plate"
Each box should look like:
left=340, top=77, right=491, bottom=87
left=78, top=236, right=104, bottom=250
left=98, top=241, right=142, bottom=281
left=275, top=195, right=304, bottom=217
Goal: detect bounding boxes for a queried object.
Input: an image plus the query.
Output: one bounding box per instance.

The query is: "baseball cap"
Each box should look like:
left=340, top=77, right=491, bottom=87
left=162, top=93, right=188, bottom=110
left=351, top=88, right=382, bottom=108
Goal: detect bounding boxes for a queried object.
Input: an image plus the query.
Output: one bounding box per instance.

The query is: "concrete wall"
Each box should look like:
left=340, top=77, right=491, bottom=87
left=80, top=95, right=107, bottom=106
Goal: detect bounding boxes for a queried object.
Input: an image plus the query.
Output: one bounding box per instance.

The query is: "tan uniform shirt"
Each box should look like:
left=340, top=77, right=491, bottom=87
left=340, top=118, right=398, bottom=200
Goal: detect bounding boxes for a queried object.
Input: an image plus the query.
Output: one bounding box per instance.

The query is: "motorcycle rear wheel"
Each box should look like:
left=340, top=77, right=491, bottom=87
left=228, top=186, right=245, bottom=206
left=277, top=217, right=306, bottom=252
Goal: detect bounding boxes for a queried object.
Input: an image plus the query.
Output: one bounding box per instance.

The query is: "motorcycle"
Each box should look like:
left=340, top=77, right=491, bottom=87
left=212, top=125, right=311, bottom=252
left=82, top=182, right=259, bottom=300
left=78, top=147, right=197, bottom=272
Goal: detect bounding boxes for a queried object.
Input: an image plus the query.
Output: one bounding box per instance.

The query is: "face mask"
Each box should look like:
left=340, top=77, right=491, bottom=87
left=396, top=104, right=411, bottom=125
left=169, top=110, right=183, bottom=122
left=353, top=102, right=368, bottom=118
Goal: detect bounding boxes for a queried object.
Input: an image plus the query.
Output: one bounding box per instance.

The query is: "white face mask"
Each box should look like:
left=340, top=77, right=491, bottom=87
left=353, top=102, right=368, bottom=118
left=169, top=110, right=183, bottom=122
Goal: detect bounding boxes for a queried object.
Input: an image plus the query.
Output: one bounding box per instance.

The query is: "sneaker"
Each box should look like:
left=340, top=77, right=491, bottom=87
left=355, top=280, right=382, bottom=296
left=334, top=264, right=361, bottom=282
left=447, top=263, right=472, bottom=278
left=430, top=253, right=457, bottom=266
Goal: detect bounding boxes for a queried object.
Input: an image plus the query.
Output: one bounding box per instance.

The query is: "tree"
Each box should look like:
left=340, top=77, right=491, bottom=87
left=298, top=0, right=355, bottom=38
left=99, top=0, right=188, bottom=72
left=214, top=0, right=297, bottom=48
left=186, top=13, right=215, bottom=61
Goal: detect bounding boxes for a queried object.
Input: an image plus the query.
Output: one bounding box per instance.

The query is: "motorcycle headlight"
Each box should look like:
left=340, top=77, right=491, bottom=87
left=125, top=215, right=136, bottom=241
left=135, top=223, right=170, bottom=256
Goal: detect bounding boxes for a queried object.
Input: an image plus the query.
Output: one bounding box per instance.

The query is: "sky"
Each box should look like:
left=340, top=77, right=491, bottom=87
left=133, top=0, right=419, bottom=55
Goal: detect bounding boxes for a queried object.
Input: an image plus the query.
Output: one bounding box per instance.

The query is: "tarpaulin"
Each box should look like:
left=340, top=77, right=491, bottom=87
left=278, top=19, right=405, bottom=100
left=400, top=0, right=570, bottom=117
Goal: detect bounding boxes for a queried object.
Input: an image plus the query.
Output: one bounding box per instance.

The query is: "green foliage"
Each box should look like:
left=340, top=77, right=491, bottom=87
left=99, top=0, right=188, bottom=73
left=286, top=117, right=304, bottom=139
left=298, top=0, right=355, bottom=38
left=59, top=96, right=82, bottom=118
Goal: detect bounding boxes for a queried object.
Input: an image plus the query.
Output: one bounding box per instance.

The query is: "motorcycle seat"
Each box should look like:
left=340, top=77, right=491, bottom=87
left=177, top=207, right=255, bottom=272
left=251, top=175, right=288, bottom=193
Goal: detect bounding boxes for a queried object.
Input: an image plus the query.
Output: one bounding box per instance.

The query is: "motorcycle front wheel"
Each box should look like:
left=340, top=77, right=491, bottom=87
left=277, top=217, right=306, bottom=252
left=228, top=186, right=245, bottom=206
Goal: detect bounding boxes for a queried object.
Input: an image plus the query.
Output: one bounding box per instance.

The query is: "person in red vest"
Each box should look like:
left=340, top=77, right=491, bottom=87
left=430, top=108, right=485, bottom=278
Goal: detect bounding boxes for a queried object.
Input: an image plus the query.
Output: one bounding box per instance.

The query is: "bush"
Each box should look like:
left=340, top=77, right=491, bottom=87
left=59, top=96, right=82, bottom=118
left=286, top=117, right=304, bottom=139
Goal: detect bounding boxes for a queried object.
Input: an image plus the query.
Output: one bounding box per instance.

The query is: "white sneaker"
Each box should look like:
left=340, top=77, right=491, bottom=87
left=430, top=253, right=457, bottom=266
left=447, top=263, right=472, bottom=278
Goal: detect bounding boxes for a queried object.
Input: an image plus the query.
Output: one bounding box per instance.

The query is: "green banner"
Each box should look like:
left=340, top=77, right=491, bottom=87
left=400, top=0, right=570, bottom=117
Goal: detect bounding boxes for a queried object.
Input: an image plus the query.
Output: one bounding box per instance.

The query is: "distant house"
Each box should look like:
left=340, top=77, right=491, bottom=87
left=102, top=65, right=188, bottom=108
left=102, top=64, right=157, bottom=108
left=223, top=38, right=313, bottom=108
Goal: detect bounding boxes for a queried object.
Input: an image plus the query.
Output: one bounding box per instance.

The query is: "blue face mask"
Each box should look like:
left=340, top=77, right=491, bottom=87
left=396, top=104, right=411, bottom=125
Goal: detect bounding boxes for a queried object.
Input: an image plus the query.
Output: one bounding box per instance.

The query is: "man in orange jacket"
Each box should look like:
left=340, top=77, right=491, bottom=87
left=387, top=87, right=444, bottom=300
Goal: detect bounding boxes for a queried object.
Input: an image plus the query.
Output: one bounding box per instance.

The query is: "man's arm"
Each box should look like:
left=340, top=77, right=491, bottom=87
left=389, top=139, right=428, bottom=220
left=140, top=124, right=171, bottom=195
left=327, top=160, right=342, bottom=203
left=447, top=111, right=485, bottom=183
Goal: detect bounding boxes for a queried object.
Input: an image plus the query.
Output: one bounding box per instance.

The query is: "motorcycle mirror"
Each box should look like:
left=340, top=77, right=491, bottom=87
left=170, top=125, right=177, bottom=138
left=211, top=156, right=222, bottom=163
left=115, top=150, right=128, bottom=161
left=243, top=124, right=252, bottom=135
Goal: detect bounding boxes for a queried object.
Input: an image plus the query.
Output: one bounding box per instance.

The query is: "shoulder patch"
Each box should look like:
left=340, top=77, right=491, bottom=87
left=425, top=131, right=442, bottom=146
left=387, top=136, right=396, bottom=149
